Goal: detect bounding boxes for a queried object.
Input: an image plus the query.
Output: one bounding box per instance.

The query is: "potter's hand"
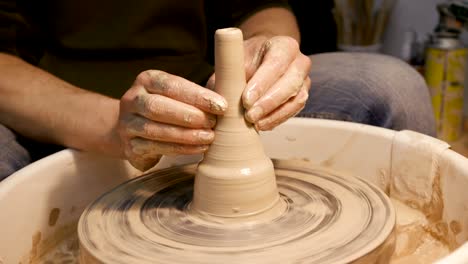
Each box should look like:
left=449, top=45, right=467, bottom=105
left=119, top=70, right=227, bottom=171
left=243, top=35, right=311, bottom=130
left=208, top=35, right=311, bottom=130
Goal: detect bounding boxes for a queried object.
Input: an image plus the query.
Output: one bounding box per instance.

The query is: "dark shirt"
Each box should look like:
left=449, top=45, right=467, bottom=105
left=0, top=0, right=288, bottom=98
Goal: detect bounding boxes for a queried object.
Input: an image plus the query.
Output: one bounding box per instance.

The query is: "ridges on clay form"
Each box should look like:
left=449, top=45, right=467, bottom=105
left=191, top=27, right=282, bottom=218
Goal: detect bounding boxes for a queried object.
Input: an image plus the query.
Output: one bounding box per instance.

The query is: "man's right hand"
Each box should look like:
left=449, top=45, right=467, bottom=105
left=118, top=70, right=227, bottom=171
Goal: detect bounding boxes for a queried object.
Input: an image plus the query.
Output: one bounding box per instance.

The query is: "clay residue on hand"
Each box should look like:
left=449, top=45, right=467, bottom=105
left=146, top=70, right=171, bottom=93
left=203, top=93, right=228, bottom=114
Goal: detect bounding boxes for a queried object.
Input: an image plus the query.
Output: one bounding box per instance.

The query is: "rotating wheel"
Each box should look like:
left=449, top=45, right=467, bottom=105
left=78, top=160, right=395, bottom=264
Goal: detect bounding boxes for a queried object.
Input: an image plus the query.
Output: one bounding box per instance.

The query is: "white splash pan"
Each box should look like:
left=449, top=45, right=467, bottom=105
left=1, top=118, right=468, bottom=263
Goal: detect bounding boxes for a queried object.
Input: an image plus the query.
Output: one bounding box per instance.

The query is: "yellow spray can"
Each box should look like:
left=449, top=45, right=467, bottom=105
left=425, top=37, right=467, bottom=142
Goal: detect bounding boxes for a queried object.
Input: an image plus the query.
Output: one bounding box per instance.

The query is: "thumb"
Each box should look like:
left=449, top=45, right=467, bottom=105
left=206, top=74, right=215, bottom=91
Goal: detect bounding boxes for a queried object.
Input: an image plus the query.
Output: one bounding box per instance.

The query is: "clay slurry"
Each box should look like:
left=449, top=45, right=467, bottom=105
left=77, top=161, right=396, bottom=263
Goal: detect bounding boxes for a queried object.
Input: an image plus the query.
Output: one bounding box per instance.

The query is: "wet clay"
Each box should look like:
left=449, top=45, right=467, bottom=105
left=30, top=194, right=451, bottom=263
left=192, top=28, right=280, bottom=218
left=78, top=161, right=395, bottom=263
left=77, top=28, right=395, bottom=263
left=390, top=199, right=449, bottom=264
left=22, top=223, right=78, bottom=264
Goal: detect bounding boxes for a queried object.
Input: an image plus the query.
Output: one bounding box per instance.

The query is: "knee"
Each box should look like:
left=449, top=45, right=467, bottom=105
left=342, top=53, right=428, bottom=101
left=308, top=52, right=429, bottom=104
left=0, top=124, right=31, bottom=180
left=307, top=53, right=435, bottom=135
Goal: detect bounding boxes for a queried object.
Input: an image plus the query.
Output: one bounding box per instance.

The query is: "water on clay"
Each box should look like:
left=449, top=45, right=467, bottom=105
left=32, top=163, right=451, bottom=264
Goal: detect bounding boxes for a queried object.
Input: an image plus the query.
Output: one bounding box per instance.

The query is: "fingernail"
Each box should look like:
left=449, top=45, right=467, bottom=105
left=243, top=83, right=258, bottom=108
left=257, top=118, right=268, bottom=128
left=257, top=118, right=277, bottom=131
left=246, top=106, right=264, bottom=122
left=254, top=123, right=261, bottom=131
left=198, top=131, right=214, bottom=142
left=207, top=115, right=217, bottom=127
left=206, top=78, right=215, bottom=90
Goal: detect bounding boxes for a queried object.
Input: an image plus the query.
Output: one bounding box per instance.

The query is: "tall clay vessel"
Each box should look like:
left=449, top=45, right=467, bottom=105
left=191, top=28, right=281, bottom=218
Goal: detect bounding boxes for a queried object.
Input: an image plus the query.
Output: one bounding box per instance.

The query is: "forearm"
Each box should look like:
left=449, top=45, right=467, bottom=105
left=239, top=7, right=300, bottom=43
left=0, top=53, right=121, bottom=156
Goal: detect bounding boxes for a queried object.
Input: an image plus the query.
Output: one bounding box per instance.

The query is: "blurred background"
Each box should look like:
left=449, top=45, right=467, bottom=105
left=290, top=0, right=468, bottom=148
left=289, top=0, right=463, bottom=61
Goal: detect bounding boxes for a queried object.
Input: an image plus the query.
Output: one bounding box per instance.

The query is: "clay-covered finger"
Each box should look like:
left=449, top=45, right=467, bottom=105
left=137, top=70, right=227, bottom=114
left=133, top=93, right=217, bottom=129
left=242, top=37, right=299, bottom=109
left=246, top=55, right=310, bottom=123
left=256, top=78, right=310, bottom=131
left=125, top=116, right=215, bottom=145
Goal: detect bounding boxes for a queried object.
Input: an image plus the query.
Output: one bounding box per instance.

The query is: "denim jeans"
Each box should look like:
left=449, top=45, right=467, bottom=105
left=298, top=52, right=436, bottom=136
left=0, top=124, right=30, bottom=180
left=0, top=52, right=436, bottom=179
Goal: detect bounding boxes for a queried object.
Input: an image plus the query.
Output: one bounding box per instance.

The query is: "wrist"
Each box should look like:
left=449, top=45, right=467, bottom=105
left=69, top=96, right=123, bottom=158
left=98, top=98, right=123, bottom=158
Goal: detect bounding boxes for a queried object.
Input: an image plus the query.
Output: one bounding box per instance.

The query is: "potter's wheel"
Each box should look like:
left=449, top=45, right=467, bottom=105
left=78, top=28, right=395, bottom=263
left=78, top=160, right=395, bottom=263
